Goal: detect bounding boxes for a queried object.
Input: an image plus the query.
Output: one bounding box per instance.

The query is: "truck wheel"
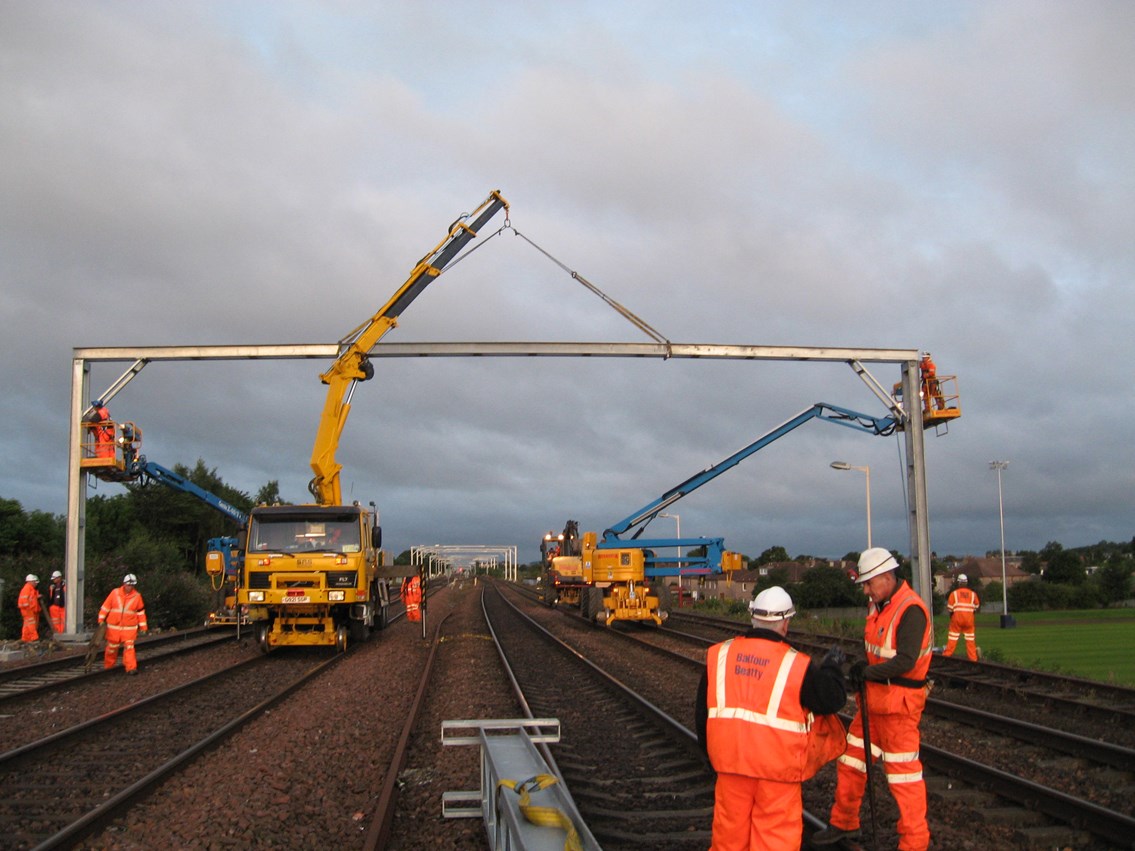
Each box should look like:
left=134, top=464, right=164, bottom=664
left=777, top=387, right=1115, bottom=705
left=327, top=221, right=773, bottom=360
left=336, top=624, right=348, bottom=653
left=257, top=624, right=271, bottom=654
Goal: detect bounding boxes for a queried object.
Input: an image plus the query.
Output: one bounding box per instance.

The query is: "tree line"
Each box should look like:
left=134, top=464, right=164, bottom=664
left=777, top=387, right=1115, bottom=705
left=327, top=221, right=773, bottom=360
left=0, top=461, right=284, bottom=639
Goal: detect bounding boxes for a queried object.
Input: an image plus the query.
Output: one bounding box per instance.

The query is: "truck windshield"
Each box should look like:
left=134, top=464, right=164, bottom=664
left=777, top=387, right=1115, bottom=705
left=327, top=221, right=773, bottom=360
left=250, top=516, right=362, bottom=553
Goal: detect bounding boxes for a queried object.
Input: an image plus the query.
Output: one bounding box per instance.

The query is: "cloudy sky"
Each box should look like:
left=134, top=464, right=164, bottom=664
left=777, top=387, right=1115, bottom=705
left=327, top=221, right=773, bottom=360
left=3, top=1, right=1132, bottom=565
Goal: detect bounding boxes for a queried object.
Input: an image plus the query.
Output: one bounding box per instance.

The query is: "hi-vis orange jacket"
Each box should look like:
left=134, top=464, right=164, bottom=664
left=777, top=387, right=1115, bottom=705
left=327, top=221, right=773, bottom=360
left=706, top=637, right=812, bottom=782
left=18, top=581, right=41, bottom=617
left=863, top=582, right=932, bottom=714
left=98, top=586, right=148, bottom=634
left=947, top=587, right=979, bottom=614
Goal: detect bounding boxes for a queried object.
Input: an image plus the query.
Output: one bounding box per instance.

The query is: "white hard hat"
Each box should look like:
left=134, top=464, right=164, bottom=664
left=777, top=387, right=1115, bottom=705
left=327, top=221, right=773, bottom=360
left=51, top=571, right=63, bottom=580
left=26, top=574, right=39, bottom=583
left=749, top=586, right=796, bottom=621
left=123, top=573, right=138, bottom=585
left=855, top=548, right=899, bottom=583
left=957, top=573, right=968, bottom=583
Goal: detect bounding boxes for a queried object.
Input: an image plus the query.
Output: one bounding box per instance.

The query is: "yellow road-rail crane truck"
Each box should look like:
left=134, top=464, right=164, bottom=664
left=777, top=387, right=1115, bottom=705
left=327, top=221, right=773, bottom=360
left=560, top=401, right=909, bottom=626
left=239, top=190, right=510, bottom=652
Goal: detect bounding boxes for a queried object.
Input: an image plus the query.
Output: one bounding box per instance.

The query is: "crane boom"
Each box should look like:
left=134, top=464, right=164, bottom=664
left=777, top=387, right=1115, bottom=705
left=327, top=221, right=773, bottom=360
left=309, top=190, right=509, bottom=505
left=602, top=402, right=898, bottom=542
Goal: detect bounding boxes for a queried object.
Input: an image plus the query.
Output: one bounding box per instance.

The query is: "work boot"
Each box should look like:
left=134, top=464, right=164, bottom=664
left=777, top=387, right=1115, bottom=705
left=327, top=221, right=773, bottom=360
left=126, top=669, right=138, bottom=675
left=812, top=824, right=861, bottom=845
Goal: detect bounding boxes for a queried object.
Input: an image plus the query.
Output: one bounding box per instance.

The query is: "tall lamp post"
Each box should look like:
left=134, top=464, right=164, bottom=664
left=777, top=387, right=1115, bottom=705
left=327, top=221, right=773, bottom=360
left=658, top=512, right=681, bottom=562
left=659, top=512, right=683, bottom=603
left=831, top=462, right=871, bottom=549
left=989, top=460, right=1014, bottom=628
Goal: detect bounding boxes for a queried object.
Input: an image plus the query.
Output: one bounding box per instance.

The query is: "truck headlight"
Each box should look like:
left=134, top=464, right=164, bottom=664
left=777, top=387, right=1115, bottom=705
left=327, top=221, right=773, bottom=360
left=247, top=591, right=265, bottom=602
left=328, top=590, right=346, bottom=601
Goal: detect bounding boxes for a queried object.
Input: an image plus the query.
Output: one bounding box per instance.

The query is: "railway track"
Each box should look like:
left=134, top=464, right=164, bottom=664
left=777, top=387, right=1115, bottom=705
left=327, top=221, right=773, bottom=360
left=0, top=649, right=340, bottom=850
left=0, top=626, right=237, bottom=702
left=485, top=583, right=718, bottom=850
left=598, top=600, right=1135, bottom=848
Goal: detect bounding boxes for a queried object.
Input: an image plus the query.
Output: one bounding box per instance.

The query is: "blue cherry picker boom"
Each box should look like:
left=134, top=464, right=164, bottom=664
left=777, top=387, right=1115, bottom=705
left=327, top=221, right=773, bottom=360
left=237, top=190, right=511, bottom=651
left=562, top=401, right=903, bottom=626
left=128, top=459, right=249, bottom=625
left=78, top=411, right=247, bottom=623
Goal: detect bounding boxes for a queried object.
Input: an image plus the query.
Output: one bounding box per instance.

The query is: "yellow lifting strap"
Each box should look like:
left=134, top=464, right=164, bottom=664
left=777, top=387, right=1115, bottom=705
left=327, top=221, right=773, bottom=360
left=497, top=774, right=583, bottom=851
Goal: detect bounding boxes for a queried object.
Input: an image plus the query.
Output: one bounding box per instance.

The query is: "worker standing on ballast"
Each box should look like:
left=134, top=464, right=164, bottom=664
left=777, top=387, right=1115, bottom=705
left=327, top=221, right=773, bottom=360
left=98, top=573, right=149, bottom=674
left=696, top=586, right=848, bottom=850
left=401, top=573, right=422, bottom=622
left=18, top=574, right=41, bottom=643
left=943, top=574, right=980, bottom=661
left=813, top=548, right=932, bottom=851
left=47, top=570, right=67, bottom=636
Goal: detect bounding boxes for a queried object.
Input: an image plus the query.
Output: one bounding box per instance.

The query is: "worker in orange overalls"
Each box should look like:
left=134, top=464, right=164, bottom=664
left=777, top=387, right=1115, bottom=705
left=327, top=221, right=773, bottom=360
left=47, top=570, right=67, bottom=636
left=83, top=400, right=115, bottom=459
left=696, top=586, right=847, bottom=850
left=919, top=353, right=943, bottom=411
left=98, top=573, right=149, bottom=674
left=18, top=574, right=42, bottom=643
left=814, top=548, right=932, bottom=851
left=401, top=574, right=422, bottom=622
left=944, top=574, right=980, bottom=661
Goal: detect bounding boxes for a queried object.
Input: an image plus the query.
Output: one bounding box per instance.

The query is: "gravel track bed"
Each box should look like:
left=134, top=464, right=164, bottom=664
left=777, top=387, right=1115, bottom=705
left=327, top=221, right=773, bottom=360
left=0, top=640, right=261, bottom=752
left=6, top=586, right=1130, bottom=850
left=385, top=578, right=523, bottom=849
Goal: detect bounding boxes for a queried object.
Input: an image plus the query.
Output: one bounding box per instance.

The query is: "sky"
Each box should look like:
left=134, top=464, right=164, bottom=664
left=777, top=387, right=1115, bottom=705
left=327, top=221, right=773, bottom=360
left=2, top=1, right=1133, bottom=566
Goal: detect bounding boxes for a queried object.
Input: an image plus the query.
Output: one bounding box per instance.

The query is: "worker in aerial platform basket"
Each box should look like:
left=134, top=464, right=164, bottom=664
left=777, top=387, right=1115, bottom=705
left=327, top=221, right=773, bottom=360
left=83, top=399, right=115, bottom=459
left=919, top=353, right=943, bottom=411
left=18, top=574, right=42, bottom=643
left=813, top=548, right=933, bottom=851
left=944, top=573, right=980, bottom=661
left=696, top=586, right=848, bottom=851
left=98, top=573, right=149, bottom=674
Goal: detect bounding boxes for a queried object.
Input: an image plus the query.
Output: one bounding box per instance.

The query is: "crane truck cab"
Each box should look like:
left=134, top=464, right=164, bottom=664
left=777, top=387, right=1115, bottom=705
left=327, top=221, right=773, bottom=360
left=239, top=502, right=389, bottom=652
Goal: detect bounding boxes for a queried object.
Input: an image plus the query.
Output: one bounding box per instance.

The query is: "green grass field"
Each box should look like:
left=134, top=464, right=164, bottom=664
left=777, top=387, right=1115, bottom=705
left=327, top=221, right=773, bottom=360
left=933, top=608, right=1135, bottom=687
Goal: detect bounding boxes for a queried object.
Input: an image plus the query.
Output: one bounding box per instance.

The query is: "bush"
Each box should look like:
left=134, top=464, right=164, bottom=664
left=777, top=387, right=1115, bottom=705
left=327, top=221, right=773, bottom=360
left=84, top=532, right=212, bottom=629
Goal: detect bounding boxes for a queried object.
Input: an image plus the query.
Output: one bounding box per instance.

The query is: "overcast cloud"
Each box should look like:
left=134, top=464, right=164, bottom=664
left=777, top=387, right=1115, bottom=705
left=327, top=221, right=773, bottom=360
left=2, top=1, right=1132, bottom=564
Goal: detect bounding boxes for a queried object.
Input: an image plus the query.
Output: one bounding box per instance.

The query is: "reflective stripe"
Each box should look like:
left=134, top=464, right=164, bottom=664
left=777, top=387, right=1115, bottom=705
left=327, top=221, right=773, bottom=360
left=707, top=642, right=810, bottom=733
left=884, top=770, right=923, bottom=784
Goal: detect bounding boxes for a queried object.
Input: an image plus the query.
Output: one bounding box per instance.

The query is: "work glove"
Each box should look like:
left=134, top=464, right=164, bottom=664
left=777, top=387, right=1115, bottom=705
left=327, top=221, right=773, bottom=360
left=821, top=646, right=847, bottom=669
left=847, top=660, right=868, bottom=690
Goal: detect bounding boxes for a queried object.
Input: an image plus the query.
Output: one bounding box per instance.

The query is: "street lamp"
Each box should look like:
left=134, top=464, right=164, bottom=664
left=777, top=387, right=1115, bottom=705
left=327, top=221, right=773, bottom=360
left=658, top=512, right=681, bottom=561
left=989, top=460, right=1014, bottom=628
left=659, top=512, right=684, bottom=603
left=830, top=462, right=871, bottom=549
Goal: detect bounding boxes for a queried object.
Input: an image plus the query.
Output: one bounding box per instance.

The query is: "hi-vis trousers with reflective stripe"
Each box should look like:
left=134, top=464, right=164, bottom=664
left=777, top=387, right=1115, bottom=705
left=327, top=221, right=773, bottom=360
left=828, top=697, right=930, bottom=851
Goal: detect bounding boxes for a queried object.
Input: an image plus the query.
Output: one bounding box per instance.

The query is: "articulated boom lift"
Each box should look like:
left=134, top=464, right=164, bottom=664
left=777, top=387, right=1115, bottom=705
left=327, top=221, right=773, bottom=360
left=79, top=417, right=247, bottom=623
left=571, top=402, right=900, bottom=627
left=130, top=459, right=249, bottom=625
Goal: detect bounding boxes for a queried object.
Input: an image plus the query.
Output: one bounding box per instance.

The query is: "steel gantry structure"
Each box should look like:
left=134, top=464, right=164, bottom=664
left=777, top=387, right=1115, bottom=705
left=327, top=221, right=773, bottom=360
left=411, top=545, right=519, bottom=580
left=65, top=340, right=932, bottom=635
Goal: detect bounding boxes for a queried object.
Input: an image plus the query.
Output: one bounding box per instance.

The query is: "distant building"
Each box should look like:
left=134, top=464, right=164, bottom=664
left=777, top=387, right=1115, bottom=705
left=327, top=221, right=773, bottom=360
left=674, top=559, right=852, bottom=605
left=937, top=555, right=1030, bottom=595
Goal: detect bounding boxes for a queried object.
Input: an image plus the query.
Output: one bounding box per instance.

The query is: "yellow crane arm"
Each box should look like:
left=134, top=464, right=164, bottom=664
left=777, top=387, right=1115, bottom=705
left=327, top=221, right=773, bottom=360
left=309, top=190, right=510, bottom=505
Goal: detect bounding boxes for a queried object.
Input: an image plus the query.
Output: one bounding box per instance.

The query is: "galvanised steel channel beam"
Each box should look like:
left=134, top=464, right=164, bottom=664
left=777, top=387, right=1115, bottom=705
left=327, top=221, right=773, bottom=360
left=66, top=341, right=929, bottom=634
